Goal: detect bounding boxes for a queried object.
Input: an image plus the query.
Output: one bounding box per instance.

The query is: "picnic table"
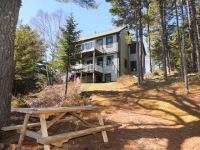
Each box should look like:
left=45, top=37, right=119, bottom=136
left=1, top=106, right=120, bottom=150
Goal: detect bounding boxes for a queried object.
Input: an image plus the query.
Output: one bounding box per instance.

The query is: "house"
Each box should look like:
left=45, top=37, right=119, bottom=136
left=72, top=26, right=146, bottom=83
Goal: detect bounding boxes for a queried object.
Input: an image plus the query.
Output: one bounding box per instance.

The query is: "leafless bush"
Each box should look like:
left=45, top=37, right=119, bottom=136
left=117, top=74, right=137, bottom=85
left=30, top=92, right=62, bottom=107
left=27, top=81, right=88, bottom=108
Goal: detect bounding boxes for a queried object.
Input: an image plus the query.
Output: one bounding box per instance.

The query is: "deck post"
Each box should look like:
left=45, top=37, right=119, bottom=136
left=80, top=53, right=82, bottom=83
left=93, top=50, right=95, bottom=83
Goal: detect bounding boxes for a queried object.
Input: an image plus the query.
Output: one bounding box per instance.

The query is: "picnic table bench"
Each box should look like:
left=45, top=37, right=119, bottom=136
left=1, top=106, right=121, bottom=150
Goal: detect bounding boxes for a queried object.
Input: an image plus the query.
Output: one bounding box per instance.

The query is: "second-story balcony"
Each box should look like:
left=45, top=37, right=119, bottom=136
left=81, top=41, right=105, bottom=55
left=72, top=64, right=103, bottom=73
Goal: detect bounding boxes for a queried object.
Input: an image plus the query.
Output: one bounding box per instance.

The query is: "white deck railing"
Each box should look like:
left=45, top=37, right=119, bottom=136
left=72, top=64, right=103, bottom=73
left=95, top=64, right=103, bottom=72
left=94, top=42, right=104, bottom=53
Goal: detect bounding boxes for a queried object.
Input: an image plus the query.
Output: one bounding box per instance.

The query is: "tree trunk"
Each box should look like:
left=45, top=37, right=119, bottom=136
left=65, top=66, right=69, bottom=97
left=136, top=24, right=141, bottom=85
left=45, top=54, right=51, bottom=85
left=175, top=0, right=184, bottom=80
left=0, top=0, right=21, bottom=138
left=147, top=16, right=152, bottom=73
left=190, top=0, right=200, bottom=78
left=181, top=0, right=189, bottom=94
left=158, top=0, right=167, bottom=81
left=186, top=0, right=196, bottom=70
left=139, top=0, right=143, bottom=81
left=146, top=3, right=152, bottom=73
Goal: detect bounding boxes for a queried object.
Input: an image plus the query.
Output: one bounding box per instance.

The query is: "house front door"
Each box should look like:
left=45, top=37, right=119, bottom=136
left=105, top=74, right=111, bottom=82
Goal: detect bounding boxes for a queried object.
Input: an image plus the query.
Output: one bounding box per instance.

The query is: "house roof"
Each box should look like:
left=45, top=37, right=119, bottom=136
left=79, top=26, right=126, bottom=41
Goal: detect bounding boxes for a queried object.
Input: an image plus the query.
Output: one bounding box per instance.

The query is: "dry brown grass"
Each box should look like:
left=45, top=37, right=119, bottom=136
left=83, top=73, right=200, bottom=127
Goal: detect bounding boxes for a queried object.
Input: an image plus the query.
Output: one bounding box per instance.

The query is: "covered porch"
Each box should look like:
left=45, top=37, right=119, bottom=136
left=73, top=41, right=105, bottom=83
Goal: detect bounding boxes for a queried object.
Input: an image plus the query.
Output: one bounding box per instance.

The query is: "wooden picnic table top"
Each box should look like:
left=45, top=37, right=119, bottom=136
left=11, top=106, right=107, bottom=114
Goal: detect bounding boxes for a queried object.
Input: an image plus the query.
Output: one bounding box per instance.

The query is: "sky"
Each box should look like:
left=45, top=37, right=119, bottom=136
left=19, top=0, right=115, bottom=37
left=19, top=0, right=150, bottom=72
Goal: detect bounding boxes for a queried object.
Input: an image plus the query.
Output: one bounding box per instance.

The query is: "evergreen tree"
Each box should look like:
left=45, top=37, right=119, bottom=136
left=58, top=13, right=82, bottom=96
left=14, top=23, right=46, bottom=92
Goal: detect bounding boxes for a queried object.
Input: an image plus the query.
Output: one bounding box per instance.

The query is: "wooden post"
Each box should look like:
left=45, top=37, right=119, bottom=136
left=40, top=114, right=50, bottom=150
left=93, top=50, right=95, bottom=83
left=80, top=53, right=82, bottom=83
left=97, top=112, right=108, bottom=142
left=17, top=114, right=30, bottom=150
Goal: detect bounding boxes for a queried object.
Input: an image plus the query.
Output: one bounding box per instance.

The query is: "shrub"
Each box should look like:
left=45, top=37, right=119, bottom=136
left=12, top=96, right=30, bottom=108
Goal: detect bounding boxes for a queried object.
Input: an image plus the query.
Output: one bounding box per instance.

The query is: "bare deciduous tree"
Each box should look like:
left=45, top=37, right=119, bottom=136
left=31, top=9, right=67, bottom=85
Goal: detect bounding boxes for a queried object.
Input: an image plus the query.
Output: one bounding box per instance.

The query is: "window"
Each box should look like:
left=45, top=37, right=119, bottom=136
left=97, top=57, right=103, bottom=67
left=130, top=61, right=137, bottom=71
left=124, top=58, right=127, bottom=69
left=107, top=55, right=113, bottom=66
left=88, top=42, right=94, bottom=49
left=81, top=42, right=94, bottom=50
left=87, top=60, right=93, bottom=64
left=97, top=39, right=103, bottom=45
left=106, top=36, right=113, bottom=48
left=82, top=44, right=85, bottom=50
left=130, top=43, right=136, bottom=54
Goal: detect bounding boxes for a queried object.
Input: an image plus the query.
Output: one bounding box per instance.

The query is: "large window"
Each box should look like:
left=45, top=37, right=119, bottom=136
left=97, top=39, right=103, bottom=45
left=124, top=58, right=127, bottom=69
left=106, top=36, right=113, bottom=48
left=81, top=42, right=94, bottom=50
left=107, top=55, right=113, bottom=66
left=97, top=57, right=103, bottom=67
left=130, top=43, right=136, bottom=54
left=130, top=61, right=137, bottom=71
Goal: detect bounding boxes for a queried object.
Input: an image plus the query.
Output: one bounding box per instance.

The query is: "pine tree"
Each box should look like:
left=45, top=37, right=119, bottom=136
left=58, top=13, right=82, bottom=96
left=14, top=23, right=46, bottom=92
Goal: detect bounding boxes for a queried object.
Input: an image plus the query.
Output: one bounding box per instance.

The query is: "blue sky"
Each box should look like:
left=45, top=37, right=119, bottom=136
left=19, top=0, right=115, bottom=37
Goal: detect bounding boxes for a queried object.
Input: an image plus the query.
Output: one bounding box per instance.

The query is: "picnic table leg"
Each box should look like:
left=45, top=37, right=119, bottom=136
left=97, top=112, right=108, bottom=142
left=17, top=114, right=30, bottom=150
left=40, top=114, right=50, bottom=150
